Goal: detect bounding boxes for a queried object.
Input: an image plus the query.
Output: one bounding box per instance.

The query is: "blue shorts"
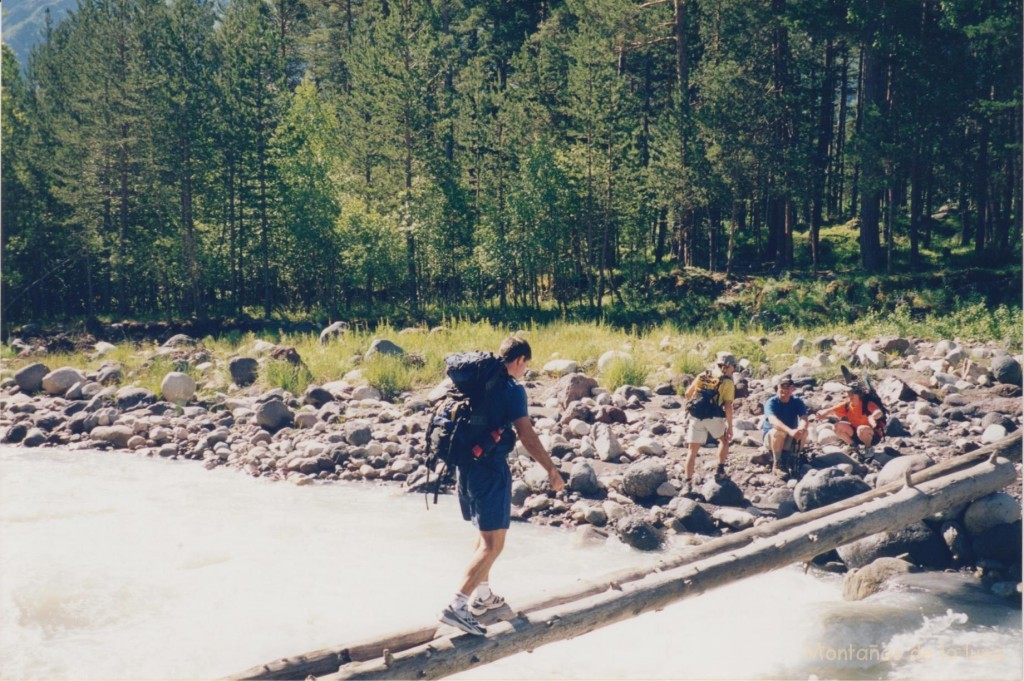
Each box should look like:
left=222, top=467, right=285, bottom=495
left=457, top=458, right=511, bottom=531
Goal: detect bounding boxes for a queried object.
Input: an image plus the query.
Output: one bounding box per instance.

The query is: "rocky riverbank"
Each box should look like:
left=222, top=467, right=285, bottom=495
left=2, top=331, right=1021, bottom=603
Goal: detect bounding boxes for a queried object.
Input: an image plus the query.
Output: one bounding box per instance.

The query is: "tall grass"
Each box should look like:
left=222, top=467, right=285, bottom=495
left=600, top=356, right=650, bottom=391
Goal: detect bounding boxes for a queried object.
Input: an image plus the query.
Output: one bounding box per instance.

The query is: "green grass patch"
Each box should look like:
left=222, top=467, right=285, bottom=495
left=265, top=359, right=314, bottom=394
left=600, top=356, right=650, bottom=391
left=361, top=354, right=415, bottom=400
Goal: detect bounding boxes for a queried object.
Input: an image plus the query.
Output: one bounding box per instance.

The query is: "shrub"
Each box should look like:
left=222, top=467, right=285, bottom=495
left=362, top=354, right=414, bottom=400
left=265, top=359, right=312, bottom=394
left=601, top=356, right=649, bottom=391
left=672, top=351, right=707, bottom=376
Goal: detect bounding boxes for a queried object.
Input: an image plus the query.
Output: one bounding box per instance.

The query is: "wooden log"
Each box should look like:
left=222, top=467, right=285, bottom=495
left=229, top=433, right=1021, bottom=680
left=323, top=457, right=1017, bottom=680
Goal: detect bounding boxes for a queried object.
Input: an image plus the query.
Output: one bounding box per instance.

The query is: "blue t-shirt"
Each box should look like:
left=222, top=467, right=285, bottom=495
left=762, top=395, right=808, bottom=434
left=493, top=378, right=528, bottom=456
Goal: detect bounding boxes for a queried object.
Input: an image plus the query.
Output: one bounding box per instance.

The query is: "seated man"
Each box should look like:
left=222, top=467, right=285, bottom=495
left=761, top=376, right=809, bottom=475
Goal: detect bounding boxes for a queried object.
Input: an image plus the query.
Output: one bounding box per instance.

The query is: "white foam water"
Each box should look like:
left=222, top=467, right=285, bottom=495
left=1, top=446, right=1020, bottom=680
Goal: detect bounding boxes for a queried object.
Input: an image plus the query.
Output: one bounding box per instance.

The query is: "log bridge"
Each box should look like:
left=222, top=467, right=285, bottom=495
left=229, top=432, right=1022, bottom=681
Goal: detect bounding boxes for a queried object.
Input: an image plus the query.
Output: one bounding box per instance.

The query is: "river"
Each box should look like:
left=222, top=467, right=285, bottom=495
left=0, top=446, right=1019, bottom=680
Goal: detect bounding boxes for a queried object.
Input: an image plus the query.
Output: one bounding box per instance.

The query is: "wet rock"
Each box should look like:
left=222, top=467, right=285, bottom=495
left=963, top=493, right=1021, bottom=535
left=255, top=399, right=293, bottom=431
left=842, top=557, right=915, bottom=601
left=91, top=425, right=135, bottom=449
left=345, top=424, right=373, bottom=446
left=621, top=459, right=667, bottom=501
left=971, top=521, right=1022, bottom=564
left=615, top=516, right=662, bottom=551
left=941, top=521, right=973, bottom=566
left=701, top=477, right=745, bottom=507
left=670, top=498, right=716, bottom=534
left=318, top=321, right=349, bottom=344
left=837, top=521, right=951, bottom=570
left=22, top=428, right=47, bottom=447
left=875, top=454, right=933, bottom=487
left=569, top=461, right=602, bottom=497
left=794, top=468, right=871, bottom=511
left=160, top=372, right=196, bottom=403
left=991, top=355, right=1022, bottom=386
left=42, top=367, right=86, bottom=396
left=303, top=385, right=334, bottom=409
left=366, top=339, right=405, bottom=358
left=229, top=357, right=259, bottom=387
left=549, top=373, right=599, bottom=408
left=15, top=363, right=49, bottom=393
left=116, top=387, right=157, bottom=411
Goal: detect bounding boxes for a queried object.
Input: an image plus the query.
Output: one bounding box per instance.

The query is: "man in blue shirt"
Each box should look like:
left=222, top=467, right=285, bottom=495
left=761, top=376, right=809, bottom=475
left=439, top=336, right=565, bottom=636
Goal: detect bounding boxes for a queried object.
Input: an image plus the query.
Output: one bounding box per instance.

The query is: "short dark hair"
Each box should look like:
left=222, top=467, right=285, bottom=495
left=499, top=336, right=532, bottom=364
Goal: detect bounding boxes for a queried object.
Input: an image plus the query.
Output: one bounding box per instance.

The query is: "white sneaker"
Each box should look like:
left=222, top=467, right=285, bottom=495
left=469, top=592, right=506, bottom=616
left=439, top=603, right=486, bottom=636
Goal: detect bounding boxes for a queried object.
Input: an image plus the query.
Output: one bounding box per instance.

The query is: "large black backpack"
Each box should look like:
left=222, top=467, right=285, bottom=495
left=424, top=352, right=512, bottom=505
left=686, top=371, right=728, bottom=420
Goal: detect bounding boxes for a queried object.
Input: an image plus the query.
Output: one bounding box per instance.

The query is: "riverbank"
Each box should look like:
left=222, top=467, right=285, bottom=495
left=1, top=327, right=1021, bottom=606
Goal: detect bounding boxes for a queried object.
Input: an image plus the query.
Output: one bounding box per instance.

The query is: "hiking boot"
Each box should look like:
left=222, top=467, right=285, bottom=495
left=439, top=604, right=486, bottom=636
left=715, top=464, right=728, bottom=479
left=469, top=592, right=506, bottom=616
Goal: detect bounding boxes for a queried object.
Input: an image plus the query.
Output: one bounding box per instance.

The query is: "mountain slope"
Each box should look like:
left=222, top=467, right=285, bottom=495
left=3, top=0, right=76, bottom=69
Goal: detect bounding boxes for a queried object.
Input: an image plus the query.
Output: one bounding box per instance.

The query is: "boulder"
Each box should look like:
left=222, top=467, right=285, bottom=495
left=42, top=367, right=86, bottom=396
left=878, top=337, right=912, bottom=355
left=877, top=377, right=917, bottom=404
left=96, top=364, right=123, bottom=385
left=884, top=416, right=911, bottom=437
left=2, top=422, right=28, bottom=443
left=511, top=481, right=531, bottom=506
left=318, top=321, right=350, bottom=344
left=598, top=351, right=633, bottom=372
left=875, top=454, right=933, bottom=487
left=160, top=372, right=196, bottom=403
left=15, top=363, right=50, bottom=393
left=345, top=424, right=373, bottom=446
left=351, top=385, right=382, bottom=401
left=115, top=387, right=157, bottom=410
left=366, top=339, right=405, bottom=358
left=621, top=459, right=668, bottom=501
left=856, top=345, right=885, bottom=368
left=837, top=521, right=952, bottom=569
left=713, top=508, right=756, bottom=531
left=842, top=557, right=915, bottom=601
left=161, top=334, right=196, bottom=348
left=549, top=373, right=599, bottom=408
left=794, top=468, right=871, bottom=511
left=633, top=437, right=665, bottom=456
left=543, top=359, right=579, bottom=376
left=972, top=521, right=1023, bottom=563
left=229, top=357, right=259, bottom=387
left=671, top=498, right=717, bottom=535
left=593, top=406, right=628, bottom=425
left=991, top=355, right=1022, bottom=386
left=91, top=425, right=135, bottom=449
left=569, top=461, right=602, bottom=497
left=941, top=521, right=973, bottom=566
left=22, top=428, right=47, bottom=447
left=94, top=341, right=117, bottom=357
left=255, top=399, right=293, bottom=431
left=963, top=493, right=1021, bottom=535
left=981, top=424, right=1008, bottom=444
left=593, top=423, right=624, bottom=462
left=303, top=385, right=334, bottom=408
left=615, top=516, right=662, bottom=551
left=701, top=477, right=745, bottom=507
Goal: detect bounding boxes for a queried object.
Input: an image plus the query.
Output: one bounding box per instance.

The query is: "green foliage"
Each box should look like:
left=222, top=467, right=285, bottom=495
left=600, top=357, right=650, bottom=392
left=264, top=359, right=313, bottom=395
left=361, top=355, right=415, bottom=401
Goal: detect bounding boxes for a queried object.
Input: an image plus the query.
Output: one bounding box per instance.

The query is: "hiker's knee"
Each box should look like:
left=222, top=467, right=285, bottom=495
left=479, top=529, right=506, bottom=555
left=856, top=425, right=873, bottom=442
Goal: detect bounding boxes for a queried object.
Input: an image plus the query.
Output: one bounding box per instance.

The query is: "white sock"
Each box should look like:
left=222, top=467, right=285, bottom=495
left=451, top=592, right=469, bottom=609
left=476, top=582, right=492, bottom=599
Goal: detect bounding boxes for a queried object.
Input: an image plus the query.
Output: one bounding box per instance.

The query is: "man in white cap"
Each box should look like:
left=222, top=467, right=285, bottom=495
left=684, top=351, right=737, bottom=481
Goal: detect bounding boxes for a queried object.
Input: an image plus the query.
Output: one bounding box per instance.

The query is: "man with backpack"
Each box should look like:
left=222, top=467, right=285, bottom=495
left=683, top=352, right=737, bottom=482
left=436, top=336, right=564, bottom=636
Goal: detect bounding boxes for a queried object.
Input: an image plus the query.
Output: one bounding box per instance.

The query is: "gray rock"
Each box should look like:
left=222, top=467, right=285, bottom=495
left=15, top=363, right=50, bottom=393
left=162, top=334, right=196, bottom=348
left=42, top=367, right=86, bottom=396
left=569, top=461, right=602, bottom=497
left=981, top=424, right=1008, bottom=444
left=593, top=423, right=624, bottom=461
left=524, top=464, right=554, bottom=491
left=366, top=339, right=405, bottom=358
left=837, top=521, right=951, bottom=569
left=160, top=372, right=196, bottom=403
left=598, top=351, right=633, bottom=372
left=229, top=357, right=259, bottom=387
left=543, top=359, right=579, bottom=376
left=884, top=416, right=911, bottom=437
left=345, top=424, right=373, bottom=446
left=813, top=336, right=835, bottom=352
left=303, top=385, right=334, bottom=408
left=794, top=468, right=871, bottom=511
left=511, top=480, right=531, bottom=506
left=255, top=399, right=293, bottom=431
left=941, top=521, right=973, bottom=566
left=981, top=412, right=1016, bottom=432
left=22, top=428, right=47, bottom=447
left=2, top=422, right=28, bottom=443
left=877, top=377, right=917, bottom=404
left=878, top=338, right=911, bottom=355
left=842, top=557, right=915, bottom=601
left=91, top=425, right=135, bottom=449
left=991, top=355, right=1022, bottom=386
left=875, top=454, right=933, bottom=487
left=671, top=498, right=717, bottom=535
left=318, top=321, right=350, bottom=344
left=701, top=477, right=746, bottom=507
left=621, top=460, right=668, bottom=501
left=963, top=493, right=1021, bottom=534
left=615, top=516, right=662, bottom=551
left=549, top=373, right=599, bottom=408
left=713, top=508, right=755, bottom=530
left=115, top=387, right=157, bottom=410
left=95, top=364, right=123, bottom=385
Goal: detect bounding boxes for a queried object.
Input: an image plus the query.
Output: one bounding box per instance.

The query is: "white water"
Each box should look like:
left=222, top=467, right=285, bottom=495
left=0, top=447, right=1020, bottom=680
